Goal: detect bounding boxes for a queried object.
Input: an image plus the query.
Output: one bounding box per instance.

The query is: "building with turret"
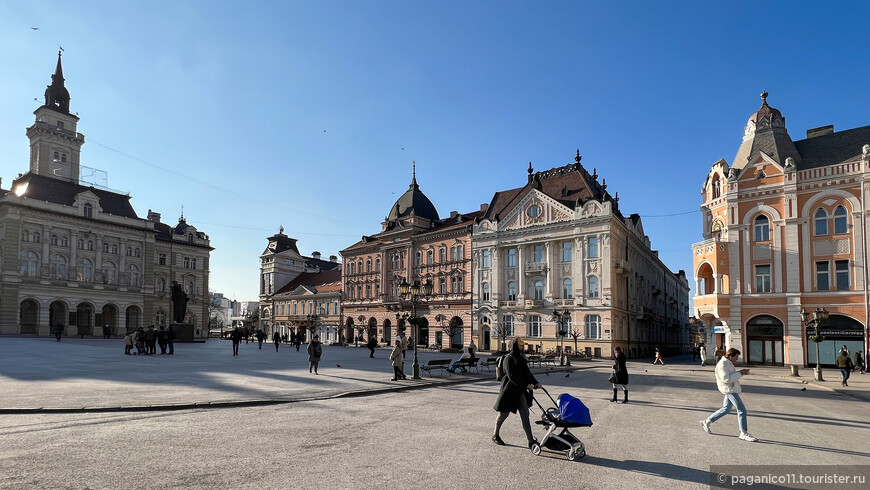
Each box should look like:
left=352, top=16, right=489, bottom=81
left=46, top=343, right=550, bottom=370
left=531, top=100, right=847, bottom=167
left=0, top=53, right=212, bottom=338
left=692, top=93, right=870, bottom=366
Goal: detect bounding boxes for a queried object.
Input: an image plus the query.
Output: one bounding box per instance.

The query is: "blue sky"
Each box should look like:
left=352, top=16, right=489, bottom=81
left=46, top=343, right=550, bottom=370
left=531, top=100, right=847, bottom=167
left=2, top=1, right=870, bottom=303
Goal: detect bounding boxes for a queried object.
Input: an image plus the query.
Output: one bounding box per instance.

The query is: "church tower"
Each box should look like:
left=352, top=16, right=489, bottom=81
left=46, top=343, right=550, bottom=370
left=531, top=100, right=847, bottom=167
left=25, top=51, right=85, bottom=182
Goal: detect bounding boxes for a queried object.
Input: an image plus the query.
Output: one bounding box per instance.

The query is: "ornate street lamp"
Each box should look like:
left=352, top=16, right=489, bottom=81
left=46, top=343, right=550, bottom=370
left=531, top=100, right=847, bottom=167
left=399, top=278, right=434, bottom=379
left=800, top=307, right=828, bottom=381
left=553, top=309, right=570, bottom=366
left=307, top=313, right=319, bottom=341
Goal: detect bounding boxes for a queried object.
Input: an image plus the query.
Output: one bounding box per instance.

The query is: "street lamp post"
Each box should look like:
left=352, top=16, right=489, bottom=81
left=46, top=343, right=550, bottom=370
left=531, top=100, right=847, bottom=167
left=553, top=309, right=570, bottom=366
left=307, top=313, right=318, bottom=342
left=399, top=278, right=434, bottom=380
left=800, top=307, right=829, bottom=381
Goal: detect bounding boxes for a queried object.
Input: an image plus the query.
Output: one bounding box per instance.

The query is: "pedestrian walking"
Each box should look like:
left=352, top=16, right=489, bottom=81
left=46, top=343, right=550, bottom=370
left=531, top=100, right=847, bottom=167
left=256, top=329, right=265, bottom=350
left=836, top=350, right=854, bottom=386
left=167, top=325, right=175, bottom=355
left=274, top=331, right=282, bottom=352
left=468, top=339, right=476, bottom=359
left=124, top=332, right=133, bottom=355
left=398, top=332, right=408, bottom=359
left=699, top=344, right=707, bottom=367
left=295, top=333, right=302, bottom=352
left=653, top=347, right=665, bottom=365
left=389, top=341, right=405, bottom=380
left=699, top=348, right=757, bottom=442
left=307, top=335, right=322, bottom=374
left=492, top=338, right=542, bottom=448
left=231, top=327, right=242, bottom=356
left=103, top=324, right=111, bottom=339
left=609, top=346, right=629, bottom=403
left=367, top=336, right=377, bottom=358
left=855, top=350, right=865, bottom=374
left=840, top=345, right=850, bottom=357
left=52, top=323, right=63, bottom=342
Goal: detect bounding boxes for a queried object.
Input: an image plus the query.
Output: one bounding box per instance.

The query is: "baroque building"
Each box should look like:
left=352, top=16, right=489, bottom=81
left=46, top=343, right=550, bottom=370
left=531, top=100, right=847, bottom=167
left=472, top=153, right=690, bottom=358
left=0, top=53, right=212, bottom=338
left=693, top=93, right=870, bottom=366
left=271, top=267, right=342, bottom=343
left=258, top=227, right=340, bottom=340
left=341, top=168, right=481, bottom=348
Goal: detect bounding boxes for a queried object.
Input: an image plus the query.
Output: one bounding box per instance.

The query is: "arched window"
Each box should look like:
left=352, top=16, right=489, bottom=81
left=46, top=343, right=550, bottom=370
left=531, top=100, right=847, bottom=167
left=103, top=262, right=117, bottom=284
left=814, top=208, right=828, bottom=236
left=49, top=254, right=67, bottom=279
left=187, top=233, right=194, bottom=243
left=129, top=264, right=140, bottom=287
left=20, top=251, right=38, bottom=276
left=562, top=278, right=573, bottom=299
left=87, top=241, right=93, bottom=251
left=61, top=236, right=68, bottom=247
left=50, top=234, right=58, bottom=246
left=754, top=215, right=770, bottom=241
left=80, top=258, right=93, bottom=282
left=365, top=259, right=371, bottom=272
left=507, top=282, right=517, bottom=301
left=482, top=283, right=490, bottom=301
left=32, top=232, right=41, bottom=243
left=534, top=280, right=543, bottom=300
left=134, top=247, right=141, bottom=257
left=111, top=244, right=118, bottom=254
left=588, top=276, right=600, bottom=298
left=78, top=239, right=85, bottom=250
left=375, top=258, right=381, bottom=272
left=439, top=247, right=446, bottom=263
left=427, top=250, right=434, bottom=265
left=21, top=230, right=29, bottom=242
left=833, top=205, right=848, bottom=234
left=712, top=176, right=721, bottom=198
left=102, top=242, right=109, bottom=253
left=457, top=245, right=464, bottom=259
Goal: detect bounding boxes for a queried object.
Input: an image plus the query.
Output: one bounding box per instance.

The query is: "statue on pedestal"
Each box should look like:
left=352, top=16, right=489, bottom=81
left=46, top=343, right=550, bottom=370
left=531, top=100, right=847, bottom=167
left=170, top=281, right=189, bottom=324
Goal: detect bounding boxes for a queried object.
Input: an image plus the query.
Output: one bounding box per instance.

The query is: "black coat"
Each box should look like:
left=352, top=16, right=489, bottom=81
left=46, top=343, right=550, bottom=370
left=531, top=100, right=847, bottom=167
left=612, top=352, right=629, bottom=385
left=493, top=352, right=538, bottom=413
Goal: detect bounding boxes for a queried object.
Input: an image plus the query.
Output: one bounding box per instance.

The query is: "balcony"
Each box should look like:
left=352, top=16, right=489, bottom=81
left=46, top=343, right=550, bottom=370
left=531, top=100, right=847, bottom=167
left=524, top=299, right=544, bottom=309
left=614, top=259, right=630, bottom=275
left=500, top=300, right=518, bottom=308
left=525, top=262, right=548, bottom=275
left=553, top=298, right=573, bottom=307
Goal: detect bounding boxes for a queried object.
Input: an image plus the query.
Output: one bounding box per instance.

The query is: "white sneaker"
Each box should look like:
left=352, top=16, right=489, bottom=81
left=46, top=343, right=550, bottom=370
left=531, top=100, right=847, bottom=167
left=739, top=432, right=758, bottom=442
left=699, top=420, right=711, bottom=434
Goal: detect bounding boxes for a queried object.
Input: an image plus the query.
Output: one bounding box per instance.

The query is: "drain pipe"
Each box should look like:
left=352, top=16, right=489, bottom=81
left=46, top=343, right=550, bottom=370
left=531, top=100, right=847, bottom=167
left=862, top=146, right=870, bottom=362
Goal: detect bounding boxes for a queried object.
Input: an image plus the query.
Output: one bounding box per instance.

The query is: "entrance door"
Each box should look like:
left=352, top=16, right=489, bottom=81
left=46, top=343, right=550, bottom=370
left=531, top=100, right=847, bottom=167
left=483, top=330, right=490, bottom=351
left=748, top=339, right=782, bottom=365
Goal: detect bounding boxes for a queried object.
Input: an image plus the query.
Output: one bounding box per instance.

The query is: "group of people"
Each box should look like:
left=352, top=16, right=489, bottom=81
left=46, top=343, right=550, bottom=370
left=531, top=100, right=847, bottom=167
left=836, top=345, right=865, bottom=387
left=124, top=325, right=174, bottom=355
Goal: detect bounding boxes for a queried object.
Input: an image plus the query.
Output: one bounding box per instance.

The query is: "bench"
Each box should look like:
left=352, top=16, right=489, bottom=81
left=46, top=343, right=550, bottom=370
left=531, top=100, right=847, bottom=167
left=541, top=355, right=558, bottom=366
left=480, top=356, right=499, bottom=372
left=420, top=359, right=452, bottom=377
left=527, top=355, right=542, bottom=367
left=451, top=357, right=480, bottom=373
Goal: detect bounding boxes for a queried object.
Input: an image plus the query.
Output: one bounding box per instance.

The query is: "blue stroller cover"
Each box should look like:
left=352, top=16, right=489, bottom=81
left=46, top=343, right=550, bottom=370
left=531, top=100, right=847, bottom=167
left=557, top=394, right=593, bottom=426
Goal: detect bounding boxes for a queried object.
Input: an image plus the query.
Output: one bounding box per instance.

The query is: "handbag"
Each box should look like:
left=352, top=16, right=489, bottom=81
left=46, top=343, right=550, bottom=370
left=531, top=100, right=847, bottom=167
left=608, top=370, right=617, bottom=384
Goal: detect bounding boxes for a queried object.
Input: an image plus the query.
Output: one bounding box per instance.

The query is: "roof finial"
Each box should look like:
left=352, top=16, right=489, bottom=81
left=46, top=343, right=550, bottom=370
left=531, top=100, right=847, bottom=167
left=279, top=225, right=284, bottom=234
left=179, top=205, right=185, bottom=222
left=528, top=162, right=533, bottom=174
left=413, top=160, right=416, bottom=180
left=575, top=149, right=582, bottom=164
left=760, top=90, right=768, bottom=104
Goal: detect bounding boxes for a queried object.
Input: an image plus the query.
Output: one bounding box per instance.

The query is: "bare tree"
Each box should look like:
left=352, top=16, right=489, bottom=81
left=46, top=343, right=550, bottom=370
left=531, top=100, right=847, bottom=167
left=570, top=324, right=583, bottom=355
left=439, top=316, right=464, bottom=350
left=490, top=322, right=511, bottom=353
left=208, top=291, right=224, bottom=337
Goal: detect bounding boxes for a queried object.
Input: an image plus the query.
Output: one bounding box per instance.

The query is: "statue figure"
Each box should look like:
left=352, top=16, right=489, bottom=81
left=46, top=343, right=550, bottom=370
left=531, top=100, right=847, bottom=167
left=170, top=281, right=189, bottom=323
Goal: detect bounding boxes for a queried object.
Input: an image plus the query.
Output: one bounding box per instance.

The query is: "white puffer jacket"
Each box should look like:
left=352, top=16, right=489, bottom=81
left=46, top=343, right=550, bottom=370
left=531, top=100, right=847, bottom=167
left=715, top=357, right=742, bottom=394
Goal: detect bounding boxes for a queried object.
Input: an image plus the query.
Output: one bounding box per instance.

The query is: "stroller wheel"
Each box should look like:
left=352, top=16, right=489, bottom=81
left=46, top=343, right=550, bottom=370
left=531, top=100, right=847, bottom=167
left=569, top=444, right=586, bottom=461
left=530, top=442, right=542, bottom=456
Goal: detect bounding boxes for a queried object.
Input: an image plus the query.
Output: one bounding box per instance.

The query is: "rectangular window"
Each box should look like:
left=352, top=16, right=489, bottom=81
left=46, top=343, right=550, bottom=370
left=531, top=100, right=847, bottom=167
left=158, top=254, right=166, bottom=266
left=502, top=315, right=514, bottom=337
left=816, top=261, right=830, bottom=291
left=562, top=242, right=572, bottom=262
left=439, top=277, right=446, bottom=294
left=529, top=315, right=541, bottom=337
left=588, top=237, right=599, bottom=258
left=507, top=249, right=517, bottom=267
left=835, top=260, right=849, bottom=290
left=533, top=245, right=544, bottom=263
left=482, top=250, right=491, bottom=268
left=585, top=314, right=600, bottom=339
left=755, top=265, right=771, bottom=293
left=183, top=257, right=190, bottom=268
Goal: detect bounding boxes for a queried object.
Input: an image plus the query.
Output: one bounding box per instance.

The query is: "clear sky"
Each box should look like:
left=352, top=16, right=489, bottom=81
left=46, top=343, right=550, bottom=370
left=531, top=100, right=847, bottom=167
left=3, top=1, right=870, bottom=304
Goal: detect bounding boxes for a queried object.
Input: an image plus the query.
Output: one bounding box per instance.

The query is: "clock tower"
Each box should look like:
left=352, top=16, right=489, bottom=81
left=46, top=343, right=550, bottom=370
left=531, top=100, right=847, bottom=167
left=25, top=51, right=85, bottom=182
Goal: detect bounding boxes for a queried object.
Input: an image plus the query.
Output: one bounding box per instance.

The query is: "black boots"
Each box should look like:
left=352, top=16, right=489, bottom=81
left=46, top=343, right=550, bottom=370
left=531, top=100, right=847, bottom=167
left=622, top=391, right=629, bottom=404
left=611, top=388, right=618, bottom=402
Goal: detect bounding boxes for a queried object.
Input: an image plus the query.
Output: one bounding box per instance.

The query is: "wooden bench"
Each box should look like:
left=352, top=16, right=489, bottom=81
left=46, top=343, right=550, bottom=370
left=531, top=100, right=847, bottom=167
left=480, top=356, right=499, bottom=372
left=450, top=357, right=480, bottom=373
left=420, top=359, right=452, bottom=377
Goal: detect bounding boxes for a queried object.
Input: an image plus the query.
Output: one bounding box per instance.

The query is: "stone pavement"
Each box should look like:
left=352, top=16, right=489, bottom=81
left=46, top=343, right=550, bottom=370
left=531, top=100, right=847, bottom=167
left=1, top=337, right=867, bottom=413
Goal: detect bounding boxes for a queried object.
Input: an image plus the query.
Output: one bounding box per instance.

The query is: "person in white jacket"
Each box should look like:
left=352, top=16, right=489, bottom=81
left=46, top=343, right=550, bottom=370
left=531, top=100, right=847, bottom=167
left=699, top=348, right=758, bottom=442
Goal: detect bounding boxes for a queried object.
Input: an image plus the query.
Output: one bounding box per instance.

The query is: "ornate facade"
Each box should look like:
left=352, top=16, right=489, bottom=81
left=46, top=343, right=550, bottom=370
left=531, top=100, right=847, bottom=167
left=473, top=153, right=690, bottom=358
left=341, top=169, right=481, bottom=348
left=693, top=93, right=870, bottom=366
left=0, top=53, right=212, bottom=338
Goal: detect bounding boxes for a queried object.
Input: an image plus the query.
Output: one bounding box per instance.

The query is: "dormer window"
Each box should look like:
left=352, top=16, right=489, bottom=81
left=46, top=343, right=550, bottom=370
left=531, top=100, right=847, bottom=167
left=187, top=233, right=194, bottom=243
left=83, top=203, right=93, bottom=218
left=61, top=154, right=67, bottom=163
left=57, top=121, right=64, bottom=130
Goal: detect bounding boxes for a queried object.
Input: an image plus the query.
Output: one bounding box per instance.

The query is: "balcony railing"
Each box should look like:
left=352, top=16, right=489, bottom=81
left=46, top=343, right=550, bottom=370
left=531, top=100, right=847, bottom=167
left=525, top=262, right=547, bottom=274
left=524, top=299, right=544, bottom=309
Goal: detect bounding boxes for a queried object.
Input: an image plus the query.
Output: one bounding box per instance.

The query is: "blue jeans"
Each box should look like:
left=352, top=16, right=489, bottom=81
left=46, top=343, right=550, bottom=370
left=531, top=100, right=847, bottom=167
left=708, top=392, right=748, bottom=433
left=841, top=368, right=851, bottom=383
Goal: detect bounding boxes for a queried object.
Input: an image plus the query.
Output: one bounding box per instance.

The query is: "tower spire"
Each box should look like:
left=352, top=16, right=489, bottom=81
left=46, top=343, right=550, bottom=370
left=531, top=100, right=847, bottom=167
left=44, top=50, right=71, bottom=113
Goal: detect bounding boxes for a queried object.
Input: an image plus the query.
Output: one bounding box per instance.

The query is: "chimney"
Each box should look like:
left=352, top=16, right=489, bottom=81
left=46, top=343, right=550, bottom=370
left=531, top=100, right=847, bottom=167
left=450, top=211, right=458, bottom=219
left=312, top=251, right=321, bottom=260
left=480, top=203, right=489, bottom=213
left=329, top=255, right=337, bottom=262
left=806, top=125, right=834, bottom=139
left=147, top=210, right=161, bottom=222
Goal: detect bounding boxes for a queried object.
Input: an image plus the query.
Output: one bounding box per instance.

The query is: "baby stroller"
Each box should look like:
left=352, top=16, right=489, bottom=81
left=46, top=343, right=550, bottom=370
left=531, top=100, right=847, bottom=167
left=134, top=340, right=146, bottom=355
left=530, top=387, right=591, bottom=461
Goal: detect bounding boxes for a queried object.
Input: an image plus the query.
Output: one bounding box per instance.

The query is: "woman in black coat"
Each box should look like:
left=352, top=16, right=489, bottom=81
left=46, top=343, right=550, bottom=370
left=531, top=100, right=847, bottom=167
left=611, top=346, right=629, bottom=403
left=492, top=338, right=542, bottom=448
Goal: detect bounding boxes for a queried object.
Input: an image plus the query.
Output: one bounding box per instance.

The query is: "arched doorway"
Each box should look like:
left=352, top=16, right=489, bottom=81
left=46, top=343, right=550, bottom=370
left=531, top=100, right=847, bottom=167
left=346, top=317, right=355, bottom=345
left=49, top=301, right=67, bottom=332
left=481, top=317, right=491, bottom=351
left=368, top=317, right=378, bottom=341
left=383, top=319, right=392, bottom=345
left=746, top=315, right=783, bottom=365
left=20, top=299, right=39, bottom=334
left=125, top=305, right=141, bottom=333
left=101, top=304, right=118, bottom=336
left=76, top=303, right=94, bottom=336
left=449, top=316, right=464, bottom=348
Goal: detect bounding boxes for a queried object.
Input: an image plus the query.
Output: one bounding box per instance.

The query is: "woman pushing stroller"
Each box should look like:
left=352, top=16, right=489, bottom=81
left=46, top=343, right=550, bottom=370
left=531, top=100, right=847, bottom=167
left=492, top=338, right=542, bottom=448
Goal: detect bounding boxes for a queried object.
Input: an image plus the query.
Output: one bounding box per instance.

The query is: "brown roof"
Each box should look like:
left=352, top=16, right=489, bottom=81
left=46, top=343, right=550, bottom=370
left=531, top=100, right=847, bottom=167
left=275, top=268, right=342, bottom=296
